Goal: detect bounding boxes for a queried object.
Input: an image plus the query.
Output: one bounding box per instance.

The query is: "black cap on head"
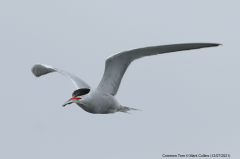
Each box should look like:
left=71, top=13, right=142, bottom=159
left=72, top=88, right=90, bottom=97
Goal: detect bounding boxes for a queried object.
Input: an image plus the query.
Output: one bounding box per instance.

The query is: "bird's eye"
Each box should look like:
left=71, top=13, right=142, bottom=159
left=72, top=88, right=90, bottom=97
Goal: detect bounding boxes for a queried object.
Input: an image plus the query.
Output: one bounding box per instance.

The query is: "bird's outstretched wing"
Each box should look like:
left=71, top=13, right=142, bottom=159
left=97, top=43, right=220, bottom=96
left=31, top=64, right=90, bottom=89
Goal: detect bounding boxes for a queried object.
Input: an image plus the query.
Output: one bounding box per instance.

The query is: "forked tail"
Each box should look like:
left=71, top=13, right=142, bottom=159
left=118, top=106, right=140, bottom=113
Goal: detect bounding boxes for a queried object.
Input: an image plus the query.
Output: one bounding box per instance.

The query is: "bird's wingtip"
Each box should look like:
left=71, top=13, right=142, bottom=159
left=31, top=63, right=43, bottom=77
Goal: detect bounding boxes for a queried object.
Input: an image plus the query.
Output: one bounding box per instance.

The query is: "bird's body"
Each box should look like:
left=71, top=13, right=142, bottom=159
left=31, top=43, right=220, bottom=114
left=78, top=89, right=121, bottom=114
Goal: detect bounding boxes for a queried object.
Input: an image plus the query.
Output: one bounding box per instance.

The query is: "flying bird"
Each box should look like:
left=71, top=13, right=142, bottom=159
left=31, top=43, right=220, bottom=114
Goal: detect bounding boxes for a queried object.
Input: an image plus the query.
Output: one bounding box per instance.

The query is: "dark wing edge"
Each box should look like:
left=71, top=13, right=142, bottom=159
left=31, top=64, right=55, bottom=77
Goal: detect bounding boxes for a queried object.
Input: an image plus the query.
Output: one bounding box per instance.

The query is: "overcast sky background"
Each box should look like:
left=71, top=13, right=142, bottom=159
left=0, top=0, right=239, bottom=158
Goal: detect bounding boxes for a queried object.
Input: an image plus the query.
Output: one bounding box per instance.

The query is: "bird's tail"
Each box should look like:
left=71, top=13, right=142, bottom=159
left=118, top=106, right=141, bottom=114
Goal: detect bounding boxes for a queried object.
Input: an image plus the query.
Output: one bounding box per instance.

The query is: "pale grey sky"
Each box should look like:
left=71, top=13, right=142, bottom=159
left=0, top=0, right=239, bottom=158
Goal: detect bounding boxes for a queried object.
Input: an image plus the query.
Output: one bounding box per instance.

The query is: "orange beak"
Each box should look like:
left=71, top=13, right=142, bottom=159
left=69, top=96, right=81, bottom=101
left=62, top=96, right=81, bottom=107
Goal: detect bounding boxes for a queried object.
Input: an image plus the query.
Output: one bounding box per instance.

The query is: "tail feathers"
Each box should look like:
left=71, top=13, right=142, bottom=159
left=118, top=106, right=141, bottom=113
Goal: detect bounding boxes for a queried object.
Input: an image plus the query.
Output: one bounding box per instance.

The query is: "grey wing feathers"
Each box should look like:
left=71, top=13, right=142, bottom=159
left=97, top=43, right=221, bottom=96
left=31, top=64, right=90, bottom=89
left=31, top=64, right=55, bottom=77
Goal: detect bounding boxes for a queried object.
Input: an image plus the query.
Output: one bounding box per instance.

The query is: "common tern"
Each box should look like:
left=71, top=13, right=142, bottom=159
left=31, top=43, right=220, bottom=114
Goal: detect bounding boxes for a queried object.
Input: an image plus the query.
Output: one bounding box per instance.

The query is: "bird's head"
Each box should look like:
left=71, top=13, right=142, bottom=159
left=62, top=88, right=90, bottom=106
